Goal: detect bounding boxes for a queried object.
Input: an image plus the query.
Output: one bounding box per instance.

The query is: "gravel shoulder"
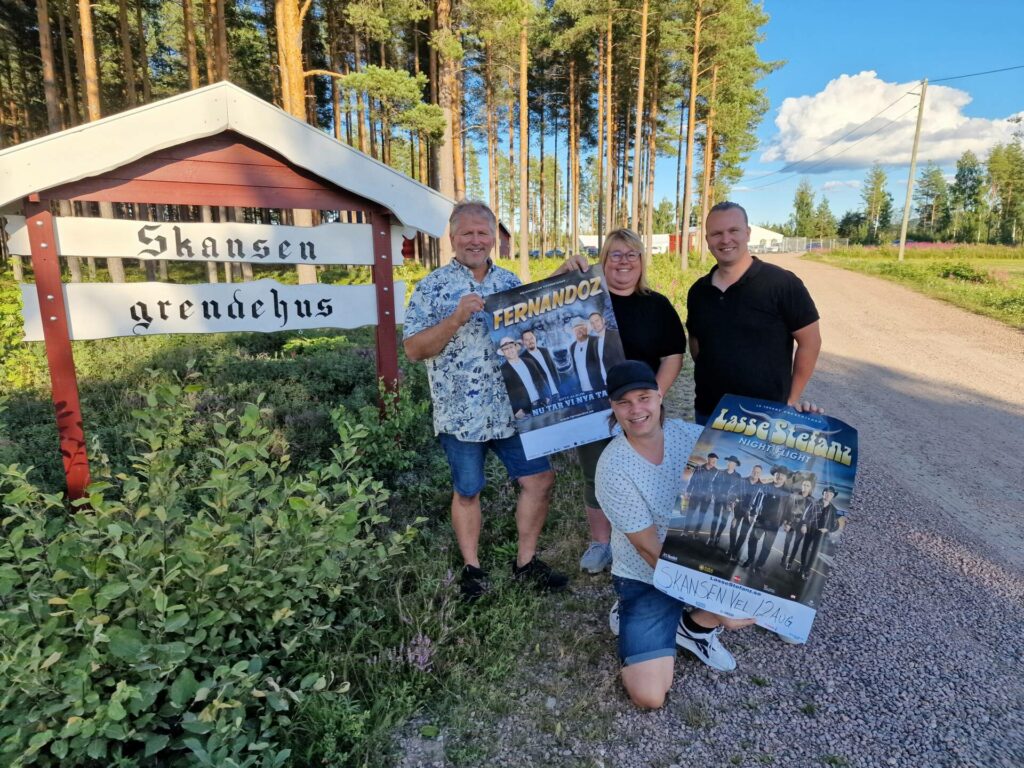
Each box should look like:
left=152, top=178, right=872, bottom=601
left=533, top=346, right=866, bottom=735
left=395, top=255, right=1024, bottom=768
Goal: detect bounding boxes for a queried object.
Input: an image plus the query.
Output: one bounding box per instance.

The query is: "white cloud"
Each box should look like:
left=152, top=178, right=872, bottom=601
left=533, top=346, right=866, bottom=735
left=822, top=180, right=861, bottom=191
left=761, top=71, right=1022, bottom=172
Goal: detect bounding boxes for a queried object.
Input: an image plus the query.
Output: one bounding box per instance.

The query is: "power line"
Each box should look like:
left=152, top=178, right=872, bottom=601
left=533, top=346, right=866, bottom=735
left=743, top=64, right=1024, bottom=189
left=930, top=64, right=1024, bottom=83
left=745, top=104, right=920, bottom=190
left=744, top=90, right=916, bottom=183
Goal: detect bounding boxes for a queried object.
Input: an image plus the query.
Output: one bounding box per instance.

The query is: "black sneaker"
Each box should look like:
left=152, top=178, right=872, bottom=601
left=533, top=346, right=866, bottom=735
left=511, top=556, right=569, bottom=593
left=460, top=564, right=490, bottom=602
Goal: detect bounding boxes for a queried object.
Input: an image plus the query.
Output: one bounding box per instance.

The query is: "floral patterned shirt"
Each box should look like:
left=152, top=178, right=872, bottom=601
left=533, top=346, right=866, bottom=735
left=403, top=259, right=521, bottom=441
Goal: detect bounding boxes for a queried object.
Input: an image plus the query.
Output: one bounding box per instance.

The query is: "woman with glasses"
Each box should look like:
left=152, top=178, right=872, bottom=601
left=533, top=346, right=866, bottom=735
left=576, top=228, right=688, bottom=575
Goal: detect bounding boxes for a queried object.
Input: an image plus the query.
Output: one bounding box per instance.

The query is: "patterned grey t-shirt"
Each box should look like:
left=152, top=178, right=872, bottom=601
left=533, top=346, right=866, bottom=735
left=595, top=419, right=703, bottom=583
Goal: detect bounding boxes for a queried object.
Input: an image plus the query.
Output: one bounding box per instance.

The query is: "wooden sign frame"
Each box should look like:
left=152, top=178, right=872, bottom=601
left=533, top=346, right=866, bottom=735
left=20, top=132, right=405, bottom=499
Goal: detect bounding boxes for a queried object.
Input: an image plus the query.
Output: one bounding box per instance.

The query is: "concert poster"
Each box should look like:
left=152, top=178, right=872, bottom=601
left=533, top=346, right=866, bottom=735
left=654, top=396, right=858, bottom=643
left=483, top=265, right=626, bottom=459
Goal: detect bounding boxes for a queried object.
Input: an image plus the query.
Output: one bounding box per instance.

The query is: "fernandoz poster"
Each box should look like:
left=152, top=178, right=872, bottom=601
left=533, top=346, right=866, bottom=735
left=654, top=396, right=858, bottom=643
left=483, top=265, right=625, bottom=459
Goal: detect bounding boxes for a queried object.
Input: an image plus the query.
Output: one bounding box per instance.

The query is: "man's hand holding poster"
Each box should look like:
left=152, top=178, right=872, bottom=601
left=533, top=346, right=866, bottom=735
left=484, top=266, right=625, bottom=459
left=655, top=396, right=858, bottom=643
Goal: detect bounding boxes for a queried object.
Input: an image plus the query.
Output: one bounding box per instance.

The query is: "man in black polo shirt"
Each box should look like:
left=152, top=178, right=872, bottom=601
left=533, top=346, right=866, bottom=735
left=687, top=202, right=822, bottom=425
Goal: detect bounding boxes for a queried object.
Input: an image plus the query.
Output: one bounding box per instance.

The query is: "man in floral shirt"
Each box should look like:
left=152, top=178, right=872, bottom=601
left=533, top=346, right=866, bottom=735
left=404, top=200, right=573, bottom=601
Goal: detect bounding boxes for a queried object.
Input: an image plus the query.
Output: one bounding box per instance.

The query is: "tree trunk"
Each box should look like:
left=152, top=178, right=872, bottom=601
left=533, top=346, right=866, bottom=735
left=596, top=36, right=604, bottom=245
left=698, top=64, right=717, bottom=264
left=118, top=0, right=137, bottom=105
left=507, top=94, right=516, bottom=254
left=630, top=0, right=649, bottom=229
left=327, top=5, right=341, bottom=139
left=539, top=95, right=546, bottom=259
left=136, top=0, right=151, bottom=100
left=604, top=13, right=613, bottom=233
left=485, top=43, right=498, bottom=216
left=183, top=0, right=201, bottom=89
left=644, top=70, right=658, bottom=258
left=452, top=58, right=466, bottom=199
left=264, top=0, right=280, bottom=104
left=201, top=205, right=219, bottom=281
left=79, top=0, right=126, bottom=282
left=680, top=0, right=702, bottom=269
left=203, top=0, right=218, bottom=83
left=569, top=60, right=577, bottom=255
left=57, top=6, right=78, bottom=126
left=215, top=0, right=229, bottom=80
left=58, top=200, right=83, bottom=282
left=77, top=0, right=101, bottom=121
left=37, top=0, right=62, bottom=132
left=353, top=33, right=368, bottom=153
left=70, top=1, right=88, bottom=124
left=275, top=0, right=317, bottom=284
left=436, top=0, right=457, bottom=264
left=674, top=96, right=684, bottom=263
left=518, top=16, right=529, bottom=278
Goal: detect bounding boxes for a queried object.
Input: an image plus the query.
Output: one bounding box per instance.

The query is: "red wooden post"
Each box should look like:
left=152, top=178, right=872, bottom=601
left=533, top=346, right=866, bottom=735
left=369, top=211, right=399, bottom=398
left=24, top=197, right=90, bottom=499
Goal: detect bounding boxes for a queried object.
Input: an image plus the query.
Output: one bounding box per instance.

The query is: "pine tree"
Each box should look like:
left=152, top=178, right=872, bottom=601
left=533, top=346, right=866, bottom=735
left=790, top=179, right=815, bottom=236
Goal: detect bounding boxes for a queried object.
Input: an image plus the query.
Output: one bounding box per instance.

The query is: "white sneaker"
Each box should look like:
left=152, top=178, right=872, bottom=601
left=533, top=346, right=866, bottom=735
left=609, top=600, right=620, bottom=636
left=675, top=618, right=737, bottom=672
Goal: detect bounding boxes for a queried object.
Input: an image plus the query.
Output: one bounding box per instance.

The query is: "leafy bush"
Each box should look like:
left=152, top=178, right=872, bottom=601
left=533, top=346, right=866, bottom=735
left=0, top=379, right=422, bottom=767
left=0, top=278, right=42, bottom=390
left=935, top=261, right=991, bottom=283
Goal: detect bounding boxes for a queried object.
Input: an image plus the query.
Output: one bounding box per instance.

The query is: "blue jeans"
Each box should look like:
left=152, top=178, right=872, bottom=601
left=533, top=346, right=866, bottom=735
left=438, top=432, right=551, bottom=497
left=613, top=575, right=685, bottom=666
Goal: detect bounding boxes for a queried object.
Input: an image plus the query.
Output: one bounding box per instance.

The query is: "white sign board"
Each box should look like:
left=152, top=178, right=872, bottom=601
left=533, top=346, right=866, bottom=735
left=21, top=278, right=405, bottom=341
left=3, top=216, right=413, bottom=266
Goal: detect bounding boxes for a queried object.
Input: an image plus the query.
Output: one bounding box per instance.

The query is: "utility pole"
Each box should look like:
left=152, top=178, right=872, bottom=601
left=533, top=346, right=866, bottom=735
left=898, top=78, right=928, bottom=262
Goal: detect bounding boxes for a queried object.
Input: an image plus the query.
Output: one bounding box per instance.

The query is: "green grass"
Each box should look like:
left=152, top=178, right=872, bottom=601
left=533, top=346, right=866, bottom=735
left=0, top=253, right=709, bottom=766
left=804, top=245, right=1024, bottom=328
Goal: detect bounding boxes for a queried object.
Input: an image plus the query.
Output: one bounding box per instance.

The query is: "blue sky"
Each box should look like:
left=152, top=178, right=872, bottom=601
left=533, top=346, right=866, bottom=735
left=692, top=0, right=1024, bottom=227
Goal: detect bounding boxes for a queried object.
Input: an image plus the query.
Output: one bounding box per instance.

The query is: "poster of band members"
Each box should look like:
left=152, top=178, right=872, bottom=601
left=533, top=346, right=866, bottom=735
left=654, top=396, right=858, bottom=643
left=483, top=265, right=625, bottom=459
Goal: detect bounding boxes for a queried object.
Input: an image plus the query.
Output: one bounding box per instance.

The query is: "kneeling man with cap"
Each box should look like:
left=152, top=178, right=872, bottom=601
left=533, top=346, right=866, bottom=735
left=596, top=361, right=755, bottom=709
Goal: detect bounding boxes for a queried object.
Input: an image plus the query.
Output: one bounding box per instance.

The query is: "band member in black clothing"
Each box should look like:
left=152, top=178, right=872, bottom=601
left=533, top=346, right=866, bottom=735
left=742, top=466, right=791, bottom=573
left=686, top=453, right=719, bottom=536
left=709, top=455, right=743, bottom=547
left=728, top=464, right=765, bottom=563
left=569, top=317, right=604, bottom=391
left=589, top=312, right=625, bottom=381
left=497, top=336, right=552, bottom=417
left=798, top=485, right=847, bottom=580
left=783, top=478, right=816, bottom=570
left=520, top=328, right=561, bottom=395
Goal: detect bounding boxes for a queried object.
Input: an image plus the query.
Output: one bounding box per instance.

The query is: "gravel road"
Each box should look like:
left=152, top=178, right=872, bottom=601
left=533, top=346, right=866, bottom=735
left=397, top=255, right=1024, bottom=768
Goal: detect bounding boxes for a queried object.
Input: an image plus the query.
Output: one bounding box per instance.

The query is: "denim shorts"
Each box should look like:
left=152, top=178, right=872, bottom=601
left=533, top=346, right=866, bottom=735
left=613, top=575, right=685, bottom=666
left=438, top=432, right=551, bottom=497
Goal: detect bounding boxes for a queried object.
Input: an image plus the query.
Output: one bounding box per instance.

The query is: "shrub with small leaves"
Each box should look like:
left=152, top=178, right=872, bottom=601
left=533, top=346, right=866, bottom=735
left=0, top=380, right=421, bottom=766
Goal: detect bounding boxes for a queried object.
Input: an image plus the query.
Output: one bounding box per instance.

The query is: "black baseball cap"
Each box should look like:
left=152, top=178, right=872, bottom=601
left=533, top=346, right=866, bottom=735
left=606, top=361, right=658, bottom=400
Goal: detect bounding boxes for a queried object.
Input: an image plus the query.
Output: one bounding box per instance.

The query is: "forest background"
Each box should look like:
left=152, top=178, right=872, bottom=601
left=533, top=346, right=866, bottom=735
left=1, top=0, right=778, bottom=273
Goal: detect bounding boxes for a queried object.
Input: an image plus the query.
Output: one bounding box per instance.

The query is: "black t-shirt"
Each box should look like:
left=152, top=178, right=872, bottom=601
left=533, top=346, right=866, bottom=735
left=609, top=290, right=687, bottom=375
left=686, top=258, right=818, bottom=414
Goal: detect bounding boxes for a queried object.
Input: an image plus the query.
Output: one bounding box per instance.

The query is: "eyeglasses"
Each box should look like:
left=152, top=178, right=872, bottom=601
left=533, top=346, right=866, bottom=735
left=608, top=250, right=642, bottom=263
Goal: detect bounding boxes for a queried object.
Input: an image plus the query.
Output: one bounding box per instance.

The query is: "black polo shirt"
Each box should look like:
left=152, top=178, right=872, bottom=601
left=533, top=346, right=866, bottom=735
left=686, top=257, right=818, bottom=414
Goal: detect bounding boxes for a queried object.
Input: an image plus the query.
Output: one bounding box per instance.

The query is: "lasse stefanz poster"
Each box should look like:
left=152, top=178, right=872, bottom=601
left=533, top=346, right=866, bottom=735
left=483, top=266, right=625, bottom=459
left=654, top=396, right=858, bottom=643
